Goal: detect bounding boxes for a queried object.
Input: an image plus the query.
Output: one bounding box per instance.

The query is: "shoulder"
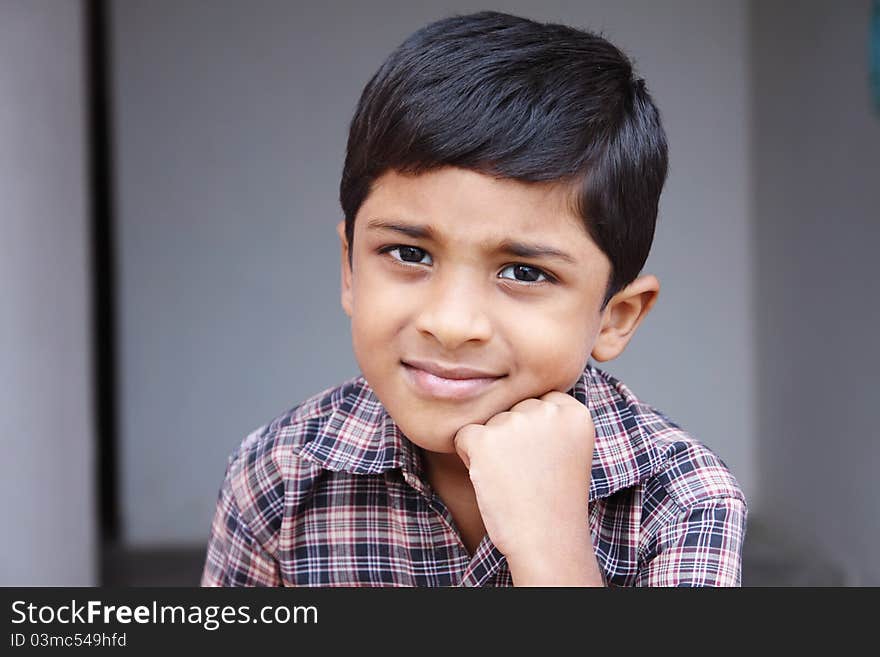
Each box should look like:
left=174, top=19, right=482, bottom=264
left=585, top=364, right=747, bottom=513
left=220, top=375, right=366, bottom=548
left=228, top=374, right=363, bottom=463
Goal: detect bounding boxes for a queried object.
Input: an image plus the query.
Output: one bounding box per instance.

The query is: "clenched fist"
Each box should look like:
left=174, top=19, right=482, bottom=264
left=453, top=390, right=604, bottom=586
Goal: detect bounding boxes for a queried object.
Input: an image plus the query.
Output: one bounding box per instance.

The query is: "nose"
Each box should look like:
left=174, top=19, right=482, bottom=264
left=413, top=271, right=493, bottom=350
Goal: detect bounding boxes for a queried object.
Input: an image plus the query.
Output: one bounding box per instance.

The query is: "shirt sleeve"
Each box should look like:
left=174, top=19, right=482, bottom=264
left=200, top=458, right=281, bottom=587
left=635, top=496, right=747, bottom=587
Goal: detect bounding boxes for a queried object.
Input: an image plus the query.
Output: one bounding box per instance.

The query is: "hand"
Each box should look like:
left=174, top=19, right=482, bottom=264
left=453, top=391, right=603, bottom=585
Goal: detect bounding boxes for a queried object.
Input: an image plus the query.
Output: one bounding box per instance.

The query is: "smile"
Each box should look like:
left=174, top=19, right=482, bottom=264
left=401, top=362, right=504, bottom=401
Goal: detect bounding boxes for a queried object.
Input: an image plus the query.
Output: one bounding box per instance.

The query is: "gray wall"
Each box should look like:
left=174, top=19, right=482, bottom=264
left=4, top=0, right=875, bottom=584
left=753, top=0, right=880, bottom=585
left=0, top=0, right=96, bottom=584
left=111, top=0, right=757, bottom=545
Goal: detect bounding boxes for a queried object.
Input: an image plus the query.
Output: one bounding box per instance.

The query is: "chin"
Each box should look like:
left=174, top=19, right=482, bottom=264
left=412, top=437, right=458, bottom=455
left=398, top=422, right=456, bottom=453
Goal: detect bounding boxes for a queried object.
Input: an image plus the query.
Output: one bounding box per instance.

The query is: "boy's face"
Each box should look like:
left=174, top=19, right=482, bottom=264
left=338, top=167, right=614, bottom=455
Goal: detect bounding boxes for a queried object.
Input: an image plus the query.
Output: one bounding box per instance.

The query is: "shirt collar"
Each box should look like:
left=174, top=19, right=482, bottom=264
left=296, top=363, right=664, bottom=501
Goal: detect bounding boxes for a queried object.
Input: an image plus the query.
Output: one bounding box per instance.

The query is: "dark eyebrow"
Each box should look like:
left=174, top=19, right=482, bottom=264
left=366, top=218, right=578, bottom=265
left=496, top=239, right=577, bottom=265
left=367, top=219, right=435, bottom=240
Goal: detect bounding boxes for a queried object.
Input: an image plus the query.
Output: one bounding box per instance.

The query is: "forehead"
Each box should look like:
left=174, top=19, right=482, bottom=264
left=357, top=167, right=592, bottom=249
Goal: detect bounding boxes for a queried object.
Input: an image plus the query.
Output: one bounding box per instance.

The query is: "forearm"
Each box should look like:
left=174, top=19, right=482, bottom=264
left=507, top=530, right=605, bottom=587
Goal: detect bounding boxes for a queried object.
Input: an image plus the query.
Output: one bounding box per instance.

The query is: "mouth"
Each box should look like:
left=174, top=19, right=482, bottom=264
left=401, top=361, right=505, bottom=401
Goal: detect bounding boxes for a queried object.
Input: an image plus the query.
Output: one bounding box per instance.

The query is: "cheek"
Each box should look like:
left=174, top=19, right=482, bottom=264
left=349, top=269, right=409, bottom=349
left=506, top=304, right=595, bottom=384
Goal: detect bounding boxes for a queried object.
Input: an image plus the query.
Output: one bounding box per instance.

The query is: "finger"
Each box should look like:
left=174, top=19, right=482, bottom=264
left=452, top=424, right=479, bottom=469
left=508, top=397, right=545, bottom=413
left=487, top=409, right=539, bottom=429
left=539, top=389, right=583, bottom=408
left=539, top=390, right=594, bottom=428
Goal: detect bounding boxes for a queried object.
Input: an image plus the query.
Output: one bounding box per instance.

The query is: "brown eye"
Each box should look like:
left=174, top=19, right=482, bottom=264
left=398, top=246, right=427, bottom=263
left=382, top=245, right=433, bottom=265
left=498, top=264, right=549, bottom=283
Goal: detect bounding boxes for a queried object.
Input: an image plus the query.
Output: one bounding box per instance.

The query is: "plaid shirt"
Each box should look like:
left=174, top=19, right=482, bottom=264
left=201, top=363, right=747, bottom=587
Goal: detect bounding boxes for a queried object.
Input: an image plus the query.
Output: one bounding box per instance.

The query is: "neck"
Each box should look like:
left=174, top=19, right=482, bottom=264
left=420, top=449, right=470, bottom=484
left=418, top=448, right=485, bottom=556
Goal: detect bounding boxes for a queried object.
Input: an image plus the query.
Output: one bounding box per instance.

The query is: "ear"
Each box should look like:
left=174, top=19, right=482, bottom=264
left=336, top=220, right=353, bottom=317
left=591, top=274, right=660, bottom=362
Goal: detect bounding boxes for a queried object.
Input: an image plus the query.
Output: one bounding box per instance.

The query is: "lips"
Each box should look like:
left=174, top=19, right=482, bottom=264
left=401, top=360, right=505, bottom=401
left=401, top=359, right=503, bottom=380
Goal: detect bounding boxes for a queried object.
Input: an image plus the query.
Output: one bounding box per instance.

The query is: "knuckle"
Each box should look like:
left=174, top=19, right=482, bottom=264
left=486, top=410, right=514, bottom=427
left=563, top=402, right=586, bottom=417
left=511, top=398, right=541, bottom=413
left=539, top=390, right=568, bottom=403
left=456, top=423, right=480, bottom=439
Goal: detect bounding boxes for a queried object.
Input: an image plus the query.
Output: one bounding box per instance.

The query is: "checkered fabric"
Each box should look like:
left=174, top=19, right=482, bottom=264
left=201, top=363, right=747, bottom=587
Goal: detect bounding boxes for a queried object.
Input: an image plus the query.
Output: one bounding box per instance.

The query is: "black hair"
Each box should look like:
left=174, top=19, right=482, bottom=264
left=340, top=11, right=668, bottom=307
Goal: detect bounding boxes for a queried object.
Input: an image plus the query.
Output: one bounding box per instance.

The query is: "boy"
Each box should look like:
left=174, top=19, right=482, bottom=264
left=201, top=11, right=747, bottom=587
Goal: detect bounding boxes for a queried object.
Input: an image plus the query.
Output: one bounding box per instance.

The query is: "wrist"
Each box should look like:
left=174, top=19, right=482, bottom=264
left=506, top=530, right=605, bottom=587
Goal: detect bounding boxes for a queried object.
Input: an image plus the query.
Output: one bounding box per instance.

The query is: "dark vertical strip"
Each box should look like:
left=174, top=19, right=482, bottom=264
left=872, top=0, right=880, bottom=114
left=85, top=0, right=120, bottom=551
